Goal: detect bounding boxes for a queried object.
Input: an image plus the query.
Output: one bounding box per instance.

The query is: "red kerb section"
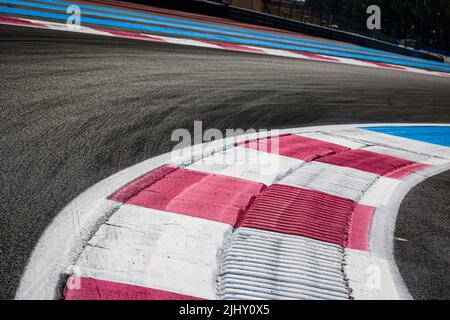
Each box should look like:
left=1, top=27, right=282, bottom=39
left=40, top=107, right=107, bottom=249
left=236, top=184, right=375, bottom=249
left=64, top=277, right=202, bottom=300
left=111, top=165, right=265, bottom=225
left=385, top=162, right=429, bottom=179
left=0, top=16, right=49, bottom=28
left=238, top=134, right=349, bottom=162
left=347, top=204, right=376, bottom=251
left=111, top=165, right=178, bottom=203
left=204, top=41, right=265, bottom=53
left=293, top=51, right=341, bottom=62
left=317, top=149, right=428, bottom=178
left=94, top=28, right=166, bottom=41
left=370, top=62, right=407, bottom=70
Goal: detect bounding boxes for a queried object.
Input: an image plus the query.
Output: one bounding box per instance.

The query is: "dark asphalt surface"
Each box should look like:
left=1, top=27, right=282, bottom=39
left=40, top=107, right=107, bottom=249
left=395, top=170, right=450, bottom=300
left=0, top=24, right=449, bottom=300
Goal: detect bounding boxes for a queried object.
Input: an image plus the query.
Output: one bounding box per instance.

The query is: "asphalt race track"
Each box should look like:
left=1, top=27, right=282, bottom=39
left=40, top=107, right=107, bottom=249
left=395, top=170, right=450, bottom=300
left=1, top=24, right=450, bottom=300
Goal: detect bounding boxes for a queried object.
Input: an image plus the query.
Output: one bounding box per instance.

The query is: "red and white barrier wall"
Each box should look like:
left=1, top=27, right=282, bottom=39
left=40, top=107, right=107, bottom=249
left=15, top=124, right=450, bottom=300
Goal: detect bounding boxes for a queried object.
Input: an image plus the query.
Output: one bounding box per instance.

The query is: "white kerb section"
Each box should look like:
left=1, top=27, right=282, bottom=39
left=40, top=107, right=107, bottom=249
left=218, top=227, right=348, bottom=300
left=72, top=204, right=232, bottom=299
left=186, top=147, right=304, bottom=185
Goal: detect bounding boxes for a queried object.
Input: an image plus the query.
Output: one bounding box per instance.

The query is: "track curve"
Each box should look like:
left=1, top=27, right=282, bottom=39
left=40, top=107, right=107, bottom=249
left=1, top=24, right=450, bottom=299
left=395, top=169, right=450, bottom=300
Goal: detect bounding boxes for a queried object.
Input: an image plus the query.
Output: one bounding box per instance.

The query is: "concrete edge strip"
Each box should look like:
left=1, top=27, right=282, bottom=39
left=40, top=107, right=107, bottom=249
left=1, top=15, right=450, bottom=79
left=365, top=163, right=450, bottom=300
left=15, top=123, right=450, bottom=300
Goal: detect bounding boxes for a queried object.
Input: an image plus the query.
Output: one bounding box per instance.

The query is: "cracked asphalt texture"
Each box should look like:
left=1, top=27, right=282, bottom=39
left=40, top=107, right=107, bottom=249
left=0, top=24, right=449, bottom=299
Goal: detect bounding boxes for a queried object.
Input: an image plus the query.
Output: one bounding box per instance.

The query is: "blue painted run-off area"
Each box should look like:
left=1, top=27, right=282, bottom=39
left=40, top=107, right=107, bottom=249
left=1, top=0, right=450, bottom=72
left=363, top=126, right=450, bottom=147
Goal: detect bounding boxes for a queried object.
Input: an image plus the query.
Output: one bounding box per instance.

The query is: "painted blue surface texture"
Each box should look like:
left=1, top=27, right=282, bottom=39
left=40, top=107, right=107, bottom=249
left=363, top=126, right=450, bottom=147
left=1, top=0, right=449, bottom=72
left=0, top=0, right=435, bottom=63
